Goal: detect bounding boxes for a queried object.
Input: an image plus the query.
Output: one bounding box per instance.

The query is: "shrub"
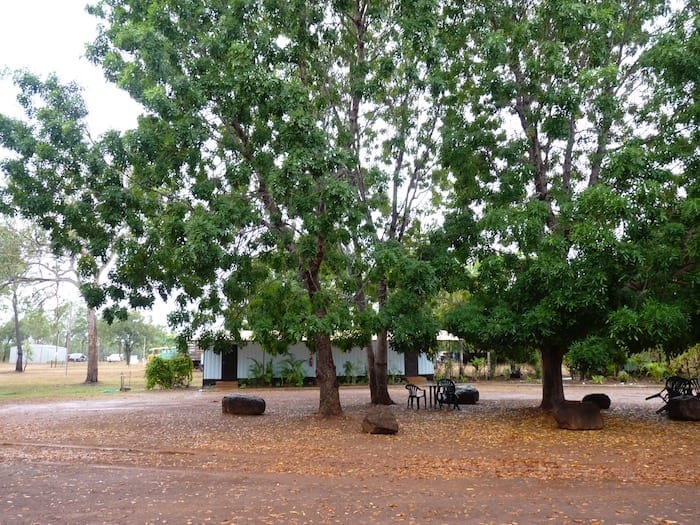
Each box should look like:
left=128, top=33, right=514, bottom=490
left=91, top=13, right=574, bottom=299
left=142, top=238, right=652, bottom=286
left=278, top=353, right=305, bottom=386
left=248, top=358, right=274, bottom=386
left=145, top=355, right=193, bottom=389
left=669, top=344, right=700, bottom=377
left=617, top=370, right=630, bottom=383
left=642, top=361, right=669, bottom=382
left=565, top=336, right=626, bottom=380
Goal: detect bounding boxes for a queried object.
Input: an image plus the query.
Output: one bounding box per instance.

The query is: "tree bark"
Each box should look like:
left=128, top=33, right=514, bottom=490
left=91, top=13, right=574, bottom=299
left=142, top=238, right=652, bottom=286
left=371, top=330, right=393, bottom=405
left=540, top=346, right=566, bottom=409
left=13, top=290, right=23, bottom=373
left=365, top=341, right=378, bottom=401
left=85, top=306, right=99, bottom=383
left=314, top=333, right=342, bottom=417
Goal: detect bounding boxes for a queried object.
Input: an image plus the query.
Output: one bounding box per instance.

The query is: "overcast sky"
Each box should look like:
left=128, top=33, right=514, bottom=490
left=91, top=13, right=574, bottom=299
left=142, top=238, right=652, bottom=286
left=0, top=0, right=141, bottom=135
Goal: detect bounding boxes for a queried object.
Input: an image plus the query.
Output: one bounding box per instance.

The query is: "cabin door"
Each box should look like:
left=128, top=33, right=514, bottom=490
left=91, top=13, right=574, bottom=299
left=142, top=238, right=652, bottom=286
left=404, top=352, right=419, bottom=376
left=221, top=344, right=238, bottom=381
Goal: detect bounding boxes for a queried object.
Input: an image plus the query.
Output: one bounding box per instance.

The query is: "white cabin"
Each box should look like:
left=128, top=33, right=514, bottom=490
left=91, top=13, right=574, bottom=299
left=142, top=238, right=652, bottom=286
left=201, top=337, right=436, bottom=385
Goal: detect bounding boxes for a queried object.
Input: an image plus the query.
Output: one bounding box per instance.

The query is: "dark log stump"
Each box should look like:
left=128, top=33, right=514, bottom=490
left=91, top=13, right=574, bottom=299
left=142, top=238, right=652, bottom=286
left=666, top=395, right=700, bottom=421
left=582, top=393, right=611, bottom=410
left=553, top=400, right=603, bottom=430
left=361, top=407, right=399, bottom=435
left=455, top=386, right=479, bottom=405
left=222, top=394, right=265, bottom=415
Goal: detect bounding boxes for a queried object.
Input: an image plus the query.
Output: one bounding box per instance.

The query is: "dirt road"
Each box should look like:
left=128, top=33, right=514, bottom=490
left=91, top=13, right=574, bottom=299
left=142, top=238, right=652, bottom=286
left=1, top=382, right=698, bottom=524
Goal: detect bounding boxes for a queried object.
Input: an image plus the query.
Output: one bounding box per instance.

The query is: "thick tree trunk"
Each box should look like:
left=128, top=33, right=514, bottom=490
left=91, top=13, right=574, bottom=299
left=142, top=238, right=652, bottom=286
left=315, top=333, right=342, bottom=417
left=540, top=346, right=566, bottom=409
left=371, top=330, right=394, bottom=405
left=85, top=307, right=99, bottom=383
left=13, top=290, right=23, bottom=373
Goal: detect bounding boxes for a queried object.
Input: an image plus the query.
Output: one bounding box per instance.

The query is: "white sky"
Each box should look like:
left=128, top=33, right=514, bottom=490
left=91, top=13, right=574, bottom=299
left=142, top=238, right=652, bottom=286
left=0, top=0, right=141, bottom=136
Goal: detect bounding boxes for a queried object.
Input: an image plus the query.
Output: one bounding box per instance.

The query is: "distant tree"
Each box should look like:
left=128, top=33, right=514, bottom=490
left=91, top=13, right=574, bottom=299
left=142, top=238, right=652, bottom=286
left=0, top=72, right=133, bottom=382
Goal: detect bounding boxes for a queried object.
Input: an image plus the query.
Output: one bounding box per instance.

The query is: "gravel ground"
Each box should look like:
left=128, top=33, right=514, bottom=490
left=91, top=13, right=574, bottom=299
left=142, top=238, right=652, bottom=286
left=1, top=381, right=698, bottom=525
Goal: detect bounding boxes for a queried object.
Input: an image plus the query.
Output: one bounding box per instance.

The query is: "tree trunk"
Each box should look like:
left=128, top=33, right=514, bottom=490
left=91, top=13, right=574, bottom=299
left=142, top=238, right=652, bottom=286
left=371, top=330, right=393, bottom=405
left=540, top=346, right=566, bottom=409
left=366, top=342, right=378, bottom=401
left=13, top=290, right=23, bottom=373
left=315, top=333, right=342, bottom=417
left=85, top=306, right=99, bottom=383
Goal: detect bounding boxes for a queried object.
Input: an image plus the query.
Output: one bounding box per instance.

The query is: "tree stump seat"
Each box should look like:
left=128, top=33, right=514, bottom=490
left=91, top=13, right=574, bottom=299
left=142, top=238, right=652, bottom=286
left=666, top=395, right=700, bottom=421
left=552, top=400, right=603, bottom=430
left=222, top=394, right=266, bottom=415
left=455, top=386, right=479, bottom=404
left=582, top=393, right=611, bottom=409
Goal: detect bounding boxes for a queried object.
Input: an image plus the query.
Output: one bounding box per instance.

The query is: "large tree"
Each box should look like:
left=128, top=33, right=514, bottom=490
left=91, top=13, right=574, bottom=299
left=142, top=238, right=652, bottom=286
left=0, top=72, right=130, bottom=382
left=438, top=0, right=696, bottom=408
left=87, top=0, right=447, bottom=413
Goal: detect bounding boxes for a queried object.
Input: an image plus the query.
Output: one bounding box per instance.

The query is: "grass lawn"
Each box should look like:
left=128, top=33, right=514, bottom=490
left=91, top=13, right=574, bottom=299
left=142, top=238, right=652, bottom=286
left=0, top=361, right=202, bottom=402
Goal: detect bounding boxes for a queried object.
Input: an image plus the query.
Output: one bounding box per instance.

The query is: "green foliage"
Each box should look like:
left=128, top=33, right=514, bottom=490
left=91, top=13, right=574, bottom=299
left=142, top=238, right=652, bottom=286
left=642, top=361, right=669, bottom=382
left=591, top=375, right=605, bottom=385
left=342, top=360, right=363, bottom=384
left=145, top=355, right=193, bottom=389
left=564, top=337, right=626, bottom=380
left=471, top=357, right=487, bottom=379
left=278, top=353, right=306, bottom=386
left=248, top=358, right=274, bottom=386
left=669, top=344, right=700, bottom=378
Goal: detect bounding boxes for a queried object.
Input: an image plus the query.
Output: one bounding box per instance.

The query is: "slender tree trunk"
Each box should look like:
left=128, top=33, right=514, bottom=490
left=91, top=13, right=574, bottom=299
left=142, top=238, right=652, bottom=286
left=540, top=346, right=566, bottom=409
left=365, top=341, right=378, bottom=401
left=13, top=290, right=23, bottom=373
left=85, top=306, right=99, bottom=383
left=315, top=333, right=342, bottom=417
left=372, top=329, right=393, bottom=405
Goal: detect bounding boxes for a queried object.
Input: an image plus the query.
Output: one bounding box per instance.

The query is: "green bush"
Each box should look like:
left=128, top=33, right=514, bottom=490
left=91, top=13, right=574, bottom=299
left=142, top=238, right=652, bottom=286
left=248, top=358, right=274, bottom=386
left=642, top=361, right=669, bottom=382
left=617, top=370, right=630, bottom=383
left=278, top=353, right=305, bottom=386
left=565, top=337, right=625, bottom=380
left=145, top=355, right=193, bottom=389
left=670, top=344, right=700, bottom=377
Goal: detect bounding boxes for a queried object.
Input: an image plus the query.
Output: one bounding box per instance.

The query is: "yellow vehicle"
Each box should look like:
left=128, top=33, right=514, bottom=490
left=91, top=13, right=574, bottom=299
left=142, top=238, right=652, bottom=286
left=146, top=347, right=175, bottom=362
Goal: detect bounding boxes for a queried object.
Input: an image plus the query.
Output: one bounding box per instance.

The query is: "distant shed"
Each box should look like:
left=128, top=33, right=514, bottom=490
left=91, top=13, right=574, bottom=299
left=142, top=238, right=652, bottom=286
left=9, top=344, right=68, bottom=364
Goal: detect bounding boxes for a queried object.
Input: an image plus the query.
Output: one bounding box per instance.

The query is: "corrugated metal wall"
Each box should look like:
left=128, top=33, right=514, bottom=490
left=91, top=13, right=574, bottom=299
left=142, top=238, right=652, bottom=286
left=202, top=339, right=439, bottom=381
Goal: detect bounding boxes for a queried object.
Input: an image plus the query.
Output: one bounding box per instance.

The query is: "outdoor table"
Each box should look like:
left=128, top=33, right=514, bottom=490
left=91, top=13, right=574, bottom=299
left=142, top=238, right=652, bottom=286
left=425, top=383, right=439, bottom=408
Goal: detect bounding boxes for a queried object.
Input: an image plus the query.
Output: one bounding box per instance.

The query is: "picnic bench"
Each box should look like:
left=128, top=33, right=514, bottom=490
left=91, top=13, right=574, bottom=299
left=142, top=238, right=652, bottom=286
left=645, top=376, right=697, bottom=414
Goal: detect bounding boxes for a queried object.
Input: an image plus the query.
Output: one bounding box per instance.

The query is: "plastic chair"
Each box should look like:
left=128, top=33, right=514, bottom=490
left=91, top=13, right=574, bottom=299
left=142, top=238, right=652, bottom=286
left=405, top=383, right=426, bottom=409
left=645, top=376, right=693, bottom=413
left=437, top=378, right=460, bottom=410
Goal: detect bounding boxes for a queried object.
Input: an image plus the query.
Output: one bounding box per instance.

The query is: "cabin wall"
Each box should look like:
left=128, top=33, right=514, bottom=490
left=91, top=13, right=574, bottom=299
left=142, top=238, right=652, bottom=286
left=203, top=340, right=435, bottom=382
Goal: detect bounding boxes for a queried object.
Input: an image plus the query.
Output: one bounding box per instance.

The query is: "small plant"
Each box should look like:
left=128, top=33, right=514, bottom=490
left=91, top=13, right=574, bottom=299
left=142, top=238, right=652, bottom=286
left=472, top=357, right=487, bottom=379
left=342, top=360, right=363, bottom=384
left=642, top=361, right=669, bottom=382
left=248, top=358, right=274, bottom=386
left=278, top=353, right=305, bottom=386
left=617, top=370, right=630, bottom=383
left=591, top=375, right=605, bottom=384
left=388, top=367, right=402, bottom=384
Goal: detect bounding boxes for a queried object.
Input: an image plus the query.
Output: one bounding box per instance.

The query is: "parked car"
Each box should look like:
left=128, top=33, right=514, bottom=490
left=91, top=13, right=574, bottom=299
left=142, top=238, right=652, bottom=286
left=106, top=353, right=122, bottom=362
left=67, top=352, right=86, bottom=362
